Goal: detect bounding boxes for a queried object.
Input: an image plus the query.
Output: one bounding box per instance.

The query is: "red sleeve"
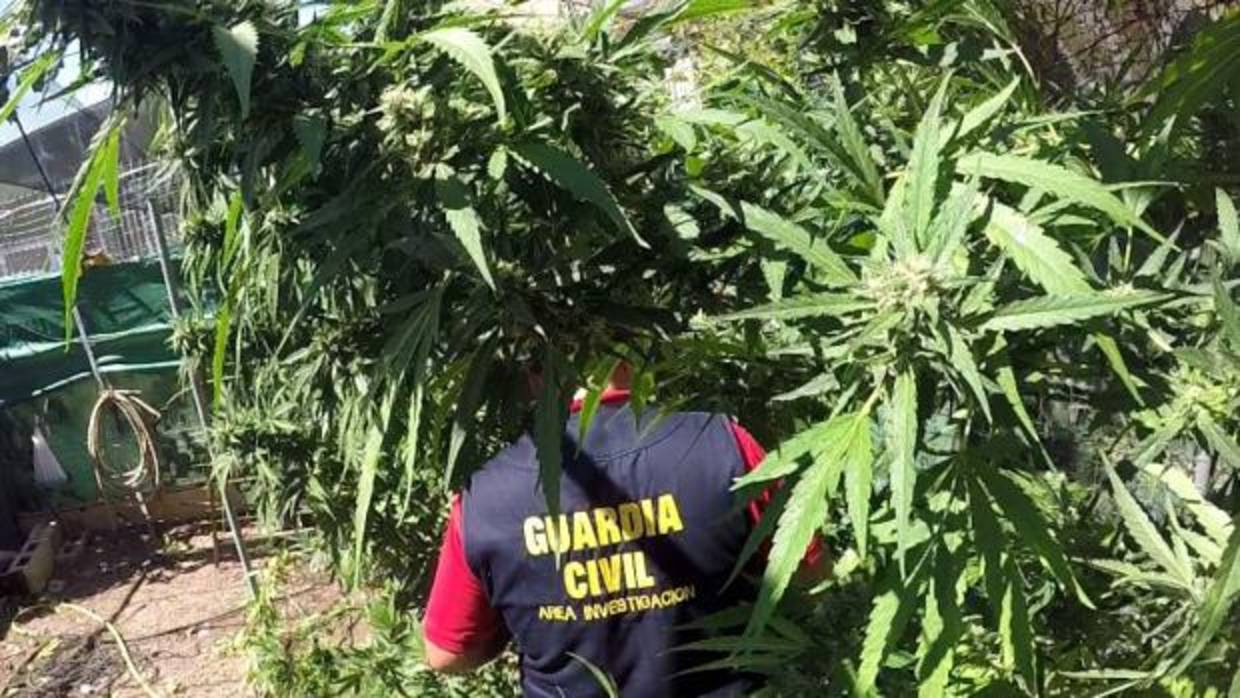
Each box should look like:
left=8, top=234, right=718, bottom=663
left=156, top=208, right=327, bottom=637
left=423, top=495, right=503, bottom=654
left=729, top=423, right=824, bottom=570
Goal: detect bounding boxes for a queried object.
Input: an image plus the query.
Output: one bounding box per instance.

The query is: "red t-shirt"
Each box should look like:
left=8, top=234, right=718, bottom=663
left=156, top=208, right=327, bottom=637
left=423, top=389, right=824, bottom=654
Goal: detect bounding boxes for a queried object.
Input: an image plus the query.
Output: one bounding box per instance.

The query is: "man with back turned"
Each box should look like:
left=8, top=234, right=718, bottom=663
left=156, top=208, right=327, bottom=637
left=423, top=363, right=826, bottom=696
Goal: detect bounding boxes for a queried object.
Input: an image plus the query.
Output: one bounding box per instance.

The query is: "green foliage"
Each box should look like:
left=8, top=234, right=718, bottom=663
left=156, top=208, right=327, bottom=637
left=420, top=26, right=507, bottom=124
left=435, top=169, right=494, bottom=290
left=213, top=21, right=259, bottom=118
left=1141, top=11, right=1240, bottom=142
left=11, top=0, right=1240, bottom=695
left=740, top=202, right=857, bottom=286
left=510, top=141, right=646, bottom=246
left=238, top=554, right=519, bottom=697
left=980, top=291, right=1171, bottom=333
left=1218, top=189, right=1240, bottom=264
left=1106, top=460, right=1196, bottom=589
left=61, top=115, right=124, bottom=340
left=749, top=410, right=871, bottom=638
left=1175, top=519, right=1240, bottom=675
left=956, top=152, right=1159, bottom=239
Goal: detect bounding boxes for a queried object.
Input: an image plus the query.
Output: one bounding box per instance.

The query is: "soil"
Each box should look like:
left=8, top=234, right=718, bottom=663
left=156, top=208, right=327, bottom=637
left=0, top=522, right=341, bottom=697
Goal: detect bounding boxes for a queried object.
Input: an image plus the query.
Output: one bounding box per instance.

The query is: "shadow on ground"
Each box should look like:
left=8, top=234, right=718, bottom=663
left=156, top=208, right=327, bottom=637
left=0, top=520, right=335, bottom=698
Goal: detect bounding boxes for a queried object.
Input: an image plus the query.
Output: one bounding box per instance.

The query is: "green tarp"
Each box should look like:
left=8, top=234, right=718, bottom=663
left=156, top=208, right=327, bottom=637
left=7, top=372, right=199, bottom=503
left=0, top=259, right=202, bottom=503
left=0, top=259, right=182, bottom=406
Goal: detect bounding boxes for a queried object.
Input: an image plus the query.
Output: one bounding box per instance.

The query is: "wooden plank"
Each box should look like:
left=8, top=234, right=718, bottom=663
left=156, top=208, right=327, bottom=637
left=16, top=484, right=246, bottom=535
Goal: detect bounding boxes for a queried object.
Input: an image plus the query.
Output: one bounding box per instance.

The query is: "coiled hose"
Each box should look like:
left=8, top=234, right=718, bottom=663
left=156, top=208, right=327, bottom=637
left=87, top=389, right=162, bottom=521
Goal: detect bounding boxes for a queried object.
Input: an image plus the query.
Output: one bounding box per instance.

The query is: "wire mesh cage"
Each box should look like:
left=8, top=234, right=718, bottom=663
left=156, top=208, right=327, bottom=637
left=0, top=162, right=182, bottom=282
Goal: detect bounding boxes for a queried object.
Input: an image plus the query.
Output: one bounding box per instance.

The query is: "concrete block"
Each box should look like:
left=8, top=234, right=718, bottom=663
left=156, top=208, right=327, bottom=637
left=1, top=521, right=61, bottom=595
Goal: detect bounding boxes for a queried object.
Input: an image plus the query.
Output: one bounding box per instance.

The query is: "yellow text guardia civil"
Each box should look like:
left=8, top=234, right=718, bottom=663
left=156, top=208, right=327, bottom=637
left=523, top=494, right=686, bottom=601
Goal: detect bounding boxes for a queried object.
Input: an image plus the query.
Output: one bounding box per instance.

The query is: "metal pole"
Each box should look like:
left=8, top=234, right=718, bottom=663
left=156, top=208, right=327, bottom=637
left=145, top=200, right=257, bottom=598
left=73, top=306, right=107, bottom=389
left=145, top=203, right=183, bottom=314
left=140, top=206, right=178, bottom=483
left=144, top=202, right=211, bottom=427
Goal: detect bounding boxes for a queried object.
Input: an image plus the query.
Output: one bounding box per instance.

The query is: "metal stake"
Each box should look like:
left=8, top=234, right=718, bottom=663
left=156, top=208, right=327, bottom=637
left=145, top=200, right=257, bottom=598
left=72, top=306, right=107, bottom=389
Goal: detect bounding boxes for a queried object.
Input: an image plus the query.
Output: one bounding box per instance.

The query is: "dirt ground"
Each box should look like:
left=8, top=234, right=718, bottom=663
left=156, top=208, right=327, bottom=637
left=0, top=522, right=341, bottom=697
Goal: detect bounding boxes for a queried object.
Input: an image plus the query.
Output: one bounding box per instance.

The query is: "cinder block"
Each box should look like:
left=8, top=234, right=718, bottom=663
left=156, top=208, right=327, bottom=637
left=1, top=521, right=60, bottom=595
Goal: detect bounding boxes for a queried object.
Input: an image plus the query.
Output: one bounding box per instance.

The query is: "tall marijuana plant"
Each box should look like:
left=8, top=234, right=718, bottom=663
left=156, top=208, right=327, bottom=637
left=4, top=0, right=1240, bottom=695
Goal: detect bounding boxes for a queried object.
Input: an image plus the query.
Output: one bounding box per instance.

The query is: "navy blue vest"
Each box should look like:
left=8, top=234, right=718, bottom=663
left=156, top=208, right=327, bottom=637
left=461, top=404, right=756, bottom=697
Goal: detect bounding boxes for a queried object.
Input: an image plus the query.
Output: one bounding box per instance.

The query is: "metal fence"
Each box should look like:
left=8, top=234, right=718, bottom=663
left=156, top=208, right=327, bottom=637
left=0, top=163, right=181, bottom=281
